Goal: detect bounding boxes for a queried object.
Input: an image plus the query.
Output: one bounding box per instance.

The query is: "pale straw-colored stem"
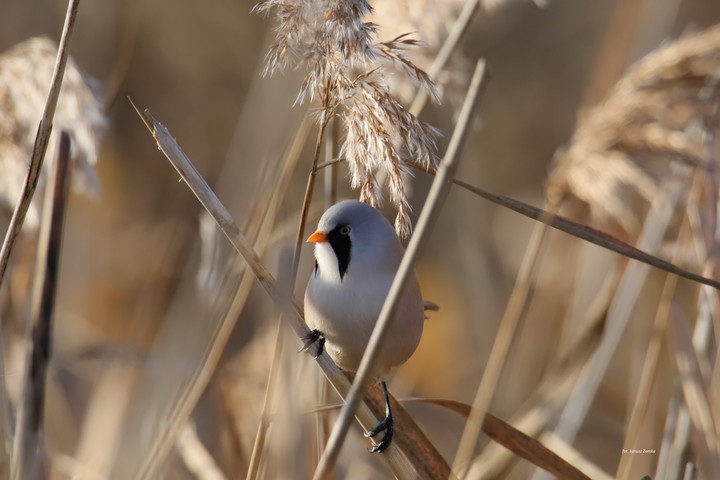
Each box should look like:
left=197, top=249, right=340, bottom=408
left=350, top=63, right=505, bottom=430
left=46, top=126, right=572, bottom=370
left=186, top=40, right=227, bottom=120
left=409, top=0, right=481, bottom=116
left=289, top=118, right=329, bottom=288
left=313, top=59, right=489, bottom=480
left=245, top=321, right=285, bottom=480
left=452, top=204, right=552, bottom=477
left=0, top=0, right=80, bottom=287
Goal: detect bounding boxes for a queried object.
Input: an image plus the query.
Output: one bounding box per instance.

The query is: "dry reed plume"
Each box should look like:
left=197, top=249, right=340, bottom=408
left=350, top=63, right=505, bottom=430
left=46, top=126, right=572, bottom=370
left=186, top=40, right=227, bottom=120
left=5, top=2, right=720, bottom=480
left=0, top=36, right=106, bottom=229
left=547, top=25, right=720, bottom=241
left=372, top=0, right=469, bottom=107
left=515, top=23, right=720, bottom=479
left=254, top=0, right=440, bottom=237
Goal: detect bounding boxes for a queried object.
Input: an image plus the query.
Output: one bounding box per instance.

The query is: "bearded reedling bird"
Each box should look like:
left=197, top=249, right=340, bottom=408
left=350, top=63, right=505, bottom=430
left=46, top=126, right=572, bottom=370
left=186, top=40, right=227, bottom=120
left=303, top=200, right=425, bottom=453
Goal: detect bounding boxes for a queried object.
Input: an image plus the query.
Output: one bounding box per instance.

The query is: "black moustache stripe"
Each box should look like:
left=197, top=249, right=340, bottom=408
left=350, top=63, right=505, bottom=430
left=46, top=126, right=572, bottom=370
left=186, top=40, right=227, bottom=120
left=327, top=226, right=351, bottom=281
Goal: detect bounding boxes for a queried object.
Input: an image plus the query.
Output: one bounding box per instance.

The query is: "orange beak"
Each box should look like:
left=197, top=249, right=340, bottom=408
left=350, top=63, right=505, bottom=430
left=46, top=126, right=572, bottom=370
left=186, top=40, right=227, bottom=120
left=307, top=230, right=329, bottom=243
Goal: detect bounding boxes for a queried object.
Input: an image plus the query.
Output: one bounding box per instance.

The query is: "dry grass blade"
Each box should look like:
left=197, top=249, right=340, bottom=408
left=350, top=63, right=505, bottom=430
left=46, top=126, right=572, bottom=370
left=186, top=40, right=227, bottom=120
left=479, top=414, right=591, bottom=480
left=402, top=398, right=591, bottom=480
left=451, top=178, right=720, bottom=290
left=307, top=394, right=593, bottom=479
left=0, top=0, right=80, bottom=290
left=469, top=360, right=587, bottom=477
left=133, top=105, right=449, bottom=480
left=313, top=59, right=488, bottom=480
left=12, top=131, right=72, bottom=480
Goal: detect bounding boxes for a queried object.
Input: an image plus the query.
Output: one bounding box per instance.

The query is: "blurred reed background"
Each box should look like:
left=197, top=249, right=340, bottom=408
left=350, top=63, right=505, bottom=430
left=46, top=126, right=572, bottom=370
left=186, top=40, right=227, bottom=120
left=1, top=0, right=720, bottom=479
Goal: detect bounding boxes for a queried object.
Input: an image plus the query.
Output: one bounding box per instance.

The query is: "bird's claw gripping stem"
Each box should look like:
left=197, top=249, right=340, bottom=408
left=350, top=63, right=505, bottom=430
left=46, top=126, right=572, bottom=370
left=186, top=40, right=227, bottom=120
left=299, top=329, right=325, bottom=359
left=365, top=380, right=394, bottom=453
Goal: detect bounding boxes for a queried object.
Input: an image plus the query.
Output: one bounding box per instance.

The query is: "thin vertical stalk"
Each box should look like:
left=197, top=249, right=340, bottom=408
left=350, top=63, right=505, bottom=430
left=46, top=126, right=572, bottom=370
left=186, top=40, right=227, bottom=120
left=323, top=119, right=338, bottom=210
left=245, top=321, right=285, bottom=480
left=452, top=216, right=552, bottom=476
left=12, top=132, right=72, bottom=480
left=290, top=118, right=330, bottom=288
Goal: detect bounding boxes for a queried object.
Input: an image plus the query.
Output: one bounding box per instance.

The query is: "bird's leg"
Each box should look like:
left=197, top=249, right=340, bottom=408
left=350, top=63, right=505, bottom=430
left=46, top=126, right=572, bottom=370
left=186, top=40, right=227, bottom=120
left=365, top=380, right=394, bottom=453
left=299, top=329, right=325, bottom=358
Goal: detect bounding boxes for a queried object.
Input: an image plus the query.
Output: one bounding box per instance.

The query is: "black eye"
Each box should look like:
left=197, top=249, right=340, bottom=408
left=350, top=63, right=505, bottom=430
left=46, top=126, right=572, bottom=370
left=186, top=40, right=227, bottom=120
left=339, top=225, right=351, bottom=235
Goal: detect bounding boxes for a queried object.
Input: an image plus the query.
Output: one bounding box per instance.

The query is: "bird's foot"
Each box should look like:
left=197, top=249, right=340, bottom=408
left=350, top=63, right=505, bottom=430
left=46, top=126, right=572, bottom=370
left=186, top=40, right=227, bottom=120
left=365, top=380, right=394, bottom=453
left=365, top=414, right=393, bottom=453
left=299, top=329, right=325, bottom=358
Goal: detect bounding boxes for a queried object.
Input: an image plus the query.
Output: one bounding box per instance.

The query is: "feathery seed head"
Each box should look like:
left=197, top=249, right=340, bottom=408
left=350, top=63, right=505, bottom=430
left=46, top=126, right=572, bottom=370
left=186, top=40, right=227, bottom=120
left=547, top=25, right=720, bottom=240
left=255, top=0, right=440, bottom=237
left=0, top=36, right=107, bottom=229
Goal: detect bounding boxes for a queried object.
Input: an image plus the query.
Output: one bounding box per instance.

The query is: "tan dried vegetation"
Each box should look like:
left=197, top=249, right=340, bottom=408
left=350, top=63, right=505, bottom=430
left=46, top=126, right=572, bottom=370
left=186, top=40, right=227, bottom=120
left=1, top=1, right=720, bottom=480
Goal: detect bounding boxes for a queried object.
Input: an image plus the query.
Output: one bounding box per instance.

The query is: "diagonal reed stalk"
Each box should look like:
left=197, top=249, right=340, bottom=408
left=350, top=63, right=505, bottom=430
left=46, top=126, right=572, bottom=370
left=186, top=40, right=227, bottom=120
left=134, top=107, right=451, bottom=479
left=450, top=179, right=720, bottom=291
left=313, top=59, right=489, bottom=480
left=133, top=113, right=310, bottom=480
left=246, top=116, right=321, bottom=479
left=409, top=0, right=481, bottom=117
left=12, top=132, right=72, bottom=480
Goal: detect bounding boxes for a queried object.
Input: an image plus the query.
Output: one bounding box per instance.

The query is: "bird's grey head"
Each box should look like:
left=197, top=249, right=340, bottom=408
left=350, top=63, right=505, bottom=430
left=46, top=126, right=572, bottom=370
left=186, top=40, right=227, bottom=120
left=308, top=200, right=402, bottom=282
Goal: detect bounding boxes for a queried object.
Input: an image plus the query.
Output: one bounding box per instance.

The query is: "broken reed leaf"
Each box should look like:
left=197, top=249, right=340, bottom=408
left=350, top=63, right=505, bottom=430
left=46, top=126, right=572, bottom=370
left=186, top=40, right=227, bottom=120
left=304, top=396, right=590, bottom=480
left=401, top=399, right=591, bottom=480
